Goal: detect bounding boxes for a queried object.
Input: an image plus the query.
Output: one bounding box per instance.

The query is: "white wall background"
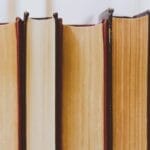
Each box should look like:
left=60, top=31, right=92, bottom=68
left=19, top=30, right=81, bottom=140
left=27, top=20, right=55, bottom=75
left=54, top=0, right=150, bottom=24
left=0, top=0, right=149, bottom=23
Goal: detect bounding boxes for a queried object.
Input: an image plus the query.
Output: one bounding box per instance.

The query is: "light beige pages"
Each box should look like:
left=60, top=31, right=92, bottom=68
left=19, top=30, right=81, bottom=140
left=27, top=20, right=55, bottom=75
left=0, top=23, right=19, bottom=150
left=26, top=17, right=55, bottom=150
left=112, top=15, right=149, bottom=150
left=61, top=23, right=104, bottom=150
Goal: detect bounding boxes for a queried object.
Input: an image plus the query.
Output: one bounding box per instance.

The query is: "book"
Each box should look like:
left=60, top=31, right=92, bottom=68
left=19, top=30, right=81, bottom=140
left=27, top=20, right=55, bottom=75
left=0, top=8, right=149, bottom=150
left=112, top=12, right=150, bottom=150
left=26, top=14, right=56, bottom=150
left=55, top=9, right=113, bottom=150
left=0, top=20, right=21, bottom=149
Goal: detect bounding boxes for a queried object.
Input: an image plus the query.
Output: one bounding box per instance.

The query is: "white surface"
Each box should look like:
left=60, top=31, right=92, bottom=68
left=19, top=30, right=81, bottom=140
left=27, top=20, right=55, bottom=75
left=0, top=0, right=149, bottom=23
left=54, top=0, right=150, bottom=24
left=140, top=0, right=150, bottom=12
left=54, top=0, right=111, bottom=24
left=0, top=0, right=52, bottom=22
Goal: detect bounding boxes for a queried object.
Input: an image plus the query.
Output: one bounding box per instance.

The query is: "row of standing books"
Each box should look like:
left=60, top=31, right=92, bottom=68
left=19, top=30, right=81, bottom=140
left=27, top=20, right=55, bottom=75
left=0, top=8, right=150, bottom=150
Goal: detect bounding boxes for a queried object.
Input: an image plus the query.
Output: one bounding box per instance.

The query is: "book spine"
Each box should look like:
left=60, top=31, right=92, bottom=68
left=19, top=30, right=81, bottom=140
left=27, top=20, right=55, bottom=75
left=16, top=17, right=26, bottom=150
left=16, top=12, right=29, bottom=150
left=107, top=13, right=113, bottom=150
left=102, top=9, right=113, bottom=150
left=54, top=13, right=63, bottom=150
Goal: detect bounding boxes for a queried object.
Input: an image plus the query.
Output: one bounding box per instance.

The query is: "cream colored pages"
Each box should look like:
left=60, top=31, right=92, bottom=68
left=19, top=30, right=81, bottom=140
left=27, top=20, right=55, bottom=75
left=0, top=23, right=18, bottom=150
left=61, top=24, right=104, bottom=150
left=112, top=16, right=148, bottom=150
left=27, top=18, right=55, bottom=150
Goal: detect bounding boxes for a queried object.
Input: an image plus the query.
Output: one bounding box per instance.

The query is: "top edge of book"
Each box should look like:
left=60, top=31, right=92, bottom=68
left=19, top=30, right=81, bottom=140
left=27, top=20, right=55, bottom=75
left=0, top=9, right=149, bottom=25
left=63, top=24, right=98, bottom=27
left=114, top=10, right=150, bottom=18
left=25, top=12, right=55, bottom=20
left=63, top=24, right=104, bottom=29
left=0, top=13, right=56, bottom=25
left=29, top=17, right=53, bottom=20
left=0, top=17, right=23, bottom=25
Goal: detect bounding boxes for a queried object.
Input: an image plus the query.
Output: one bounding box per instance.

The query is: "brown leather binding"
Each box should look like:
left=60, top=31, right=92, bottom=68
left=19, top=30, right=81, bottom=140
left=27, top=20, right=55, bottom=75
left=16, top=12, right=29, bottom=150
left=101, top=9, right=113, bottom=150
left=54, top=13, right=63, bottom=150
